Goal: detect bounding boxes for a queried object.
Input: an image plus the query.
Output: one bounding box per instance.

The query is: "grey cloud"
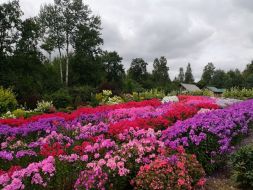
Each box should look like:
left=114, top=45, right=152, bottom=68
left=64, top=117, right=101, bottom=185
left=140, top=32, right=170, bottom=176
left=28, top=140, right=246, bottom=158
left=2, top=0, right=253, bottom=81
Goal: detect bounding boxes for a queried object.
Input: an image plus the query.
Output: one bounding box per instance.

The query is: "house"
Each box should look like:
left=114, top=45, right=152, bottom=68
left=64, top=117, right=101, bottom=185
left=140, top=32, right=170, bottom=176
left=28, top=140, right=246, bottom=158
left=205, top=86, right=225, bottom=96
left=180, top=83, right=201, bottom=93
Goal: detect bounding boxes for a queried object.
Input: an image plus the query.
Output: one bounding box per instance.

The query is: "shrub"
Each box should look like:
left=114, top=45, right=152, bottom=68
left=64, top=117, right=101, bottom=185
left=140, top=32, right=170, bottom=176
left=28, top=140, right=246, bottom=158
left=0, top=86, right=18, bottom=114
left=138, top=89, right=165, bottom=100
left=46, top=89, right=72, bottom=109
left=231, top=144, right=253, bottom=188
left=68, top=86, right=95, bottom=106
left=224, top=87, right=253, bottom=99
left=12, top=109, right=26, bottom=118
left=121, top=93, right=134, bottom=102
left=181, top=89, right=213, bottom=97
left=0, top=111, right=16, bottom=119
left=133, top=147, right=206, bottom=190
left=35, top=100, right=54, bottom=113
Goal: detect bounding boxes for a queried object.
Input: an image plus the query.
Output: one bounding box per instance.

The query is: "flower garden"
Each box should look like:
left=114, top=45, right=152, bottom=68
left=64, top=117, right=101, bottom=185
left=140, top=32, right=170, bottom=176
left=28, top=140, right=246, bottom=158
left=0, top=95, right=252, bottom=190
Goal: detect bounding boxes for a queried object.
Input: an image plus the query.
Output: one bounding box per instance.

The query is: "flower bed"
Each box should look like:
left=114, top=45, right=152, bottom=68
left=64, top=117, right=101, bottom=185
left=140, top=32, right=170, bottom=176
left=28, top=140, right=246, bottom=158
left=161, top=99, right=253, bottom=173
left=1, top=95, right=249, bottom=189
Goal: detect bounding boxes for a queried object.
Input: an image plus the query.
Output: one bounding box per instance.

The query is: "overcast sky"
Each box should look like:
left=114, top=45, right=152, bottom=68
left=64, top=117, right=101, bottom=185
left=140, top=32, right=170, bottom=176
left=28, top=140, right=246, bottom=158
left=1, top=0, right=253, bottom=81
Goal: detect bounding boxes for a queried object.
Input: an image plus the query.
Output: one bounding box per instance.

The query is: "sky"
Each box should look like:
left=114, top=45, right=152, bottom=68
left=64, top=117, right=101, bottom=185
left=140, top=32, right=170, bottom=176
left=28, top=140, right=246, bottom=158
left=1, top=0, right=253, bottom=81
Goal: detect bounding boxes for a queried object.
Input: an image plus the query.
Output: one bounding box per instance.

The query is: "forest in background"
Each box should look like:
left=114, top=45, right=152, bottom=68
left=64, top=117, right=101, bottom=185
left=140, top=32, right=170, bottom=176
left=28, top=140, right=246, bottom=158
left=1, top=0, right=253, bottom=108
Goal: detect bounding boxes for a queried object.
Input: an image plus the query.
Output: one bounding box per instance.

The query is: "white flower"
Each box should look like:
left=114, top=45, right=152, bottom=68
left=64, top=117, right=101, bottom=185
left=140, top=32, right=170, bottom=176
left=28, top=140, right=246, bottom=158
left=162, top=96, right=179, bottom=104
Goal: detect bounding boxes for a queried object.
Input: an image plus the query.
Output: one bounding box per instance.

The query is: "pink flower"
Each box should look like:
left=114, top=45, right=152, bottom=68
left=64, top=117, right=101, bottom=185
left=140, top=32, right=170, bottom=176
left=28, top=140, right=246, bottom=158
left=31, top=173, right=43, bottom=185
left=106, top=159, right=117, bottom=170
left=80, top=155, right=88, bottom=162
left=3, top=178, right=24, bottom=190
left=197, top=178, right=206, bottom=186
left=177, top=178, right=185, bottom=186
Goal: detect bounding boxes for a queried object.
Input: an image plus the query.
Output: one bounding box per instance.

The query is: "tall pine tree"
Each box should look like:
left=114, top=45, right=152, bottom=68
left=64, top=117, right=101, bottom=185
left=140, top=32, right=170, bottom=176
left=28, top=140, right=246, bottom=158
left=201, top=62, right=215, bottom=86
left=184, top=63, right=194, bottom=83
left=178, top=67, right=184, bottom=82
left=152, top=56, right=170, bottom=86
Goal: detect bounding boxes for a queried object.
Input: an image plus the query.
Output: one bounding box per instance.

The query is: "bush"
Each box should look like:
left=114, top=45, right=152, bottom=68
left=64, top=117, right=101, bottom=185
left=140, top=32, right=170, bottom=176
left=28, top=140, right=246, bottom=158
left=122, top=78, right=144, bottom=93
left=45, top=89, right=72, bottom=109
left=133, top=147, right=206, bottom=190
left=181, top=89, right=213, bottom=97
left=0, top=86, right=18, bottom=114
left=94, top=90, right=124, bottom=105
left=224, top=87, right=253, bottom=99
left=12, top=108, right=26, bottom=118
left=132, top=89, right=165, bottom=101
left=68, top=86, right=95, bottom=107
left=35, top=100, right=54, bottom=113
left=231, top=144, right=253, bottom=188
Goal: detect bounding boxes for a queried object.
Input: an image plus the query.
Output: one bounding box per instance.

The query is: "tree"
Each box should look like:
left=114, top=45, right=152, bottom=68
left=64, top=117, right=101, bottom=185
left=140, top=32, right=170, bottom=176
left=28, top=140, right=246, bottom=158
left=184, top=63, right=194, bottom=83
left=40, top=0, right=103, bottom=86
left=243, top=61, right=253, bottom=88
left=152, top=56, right=170, bottom=86
left=128, top=58, right=148, bottom=84
left=178, top=67, right=185, bottom=82
left=201, top=62, right=215, bottom=86
left=0, top=0, right=22, bottom=57
left=226, top=69, right=244, bottom=88
left=15, top=17, right=41, bottom=56
left=40, top=36, right=55, bottom=62
left=243, top=61, right=253, bottom=78
left=39, top=3, right=64, bottom=83
left=102, top=51, right=124, bottom=83
left=211, top=70, right=227, bottom=88
left=70, top=1, right=104, bottom=87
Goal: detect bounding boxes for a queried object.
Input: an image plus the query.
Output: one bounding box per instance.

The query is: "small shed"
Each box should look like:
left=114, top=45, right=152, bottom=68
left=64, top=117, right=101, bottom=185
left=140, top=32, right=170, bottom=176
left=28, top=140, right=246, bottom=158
left=180, top=83, right=201, bottom=93
left=205, top=86, right=225, bottom=96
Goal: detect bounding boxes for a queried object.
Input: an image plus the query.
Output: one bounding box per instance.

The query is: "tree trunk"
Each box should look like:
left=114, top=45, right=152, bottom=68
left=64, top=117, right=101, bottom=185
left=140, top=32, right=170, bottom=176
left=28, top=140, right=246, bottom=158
left=49, top=53, right=52, bottom=64
left=58, top=47, right=63, bottom=83
left=65, top=35, right=69, bottom=86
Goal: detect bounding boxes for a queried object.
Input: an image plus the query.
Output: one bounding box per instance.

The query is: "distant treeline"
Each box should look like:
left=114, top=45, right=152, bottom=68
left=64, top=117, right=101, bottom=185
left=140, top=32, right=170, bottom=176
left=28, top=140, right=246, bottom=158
left=0, top=0, right=252, bottom=108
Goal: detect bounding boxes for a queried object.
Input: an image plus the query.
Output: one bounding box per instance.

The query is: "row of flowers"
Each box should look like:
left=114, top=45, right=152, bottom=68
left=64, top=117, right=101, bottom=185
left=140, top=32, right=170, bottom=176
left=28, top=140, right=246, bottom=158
left=0, top=128, right=206, bottom=190
left=0, top=95, right=246, bottom=189
left=161, top=99, right=253, bottom=173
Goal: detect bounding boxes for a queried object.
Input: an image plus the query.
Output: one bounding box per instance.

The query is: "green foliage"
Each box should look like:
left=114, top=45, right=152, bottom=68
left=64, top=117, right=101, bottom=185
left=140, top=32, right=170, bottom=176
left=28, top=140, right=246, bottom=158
left=231, top=144, right=253, bottom=188
left=0, top=0, right=22, bottom=56
left=68, top=86, right=95, bottom=107
left=178, top=67, right=185, bottom=82
left=121, top=94, right=134, bottom=102
left=211, top=70, right=227, bottom=88
left=0, top=86, right=18, bottom=114
left=12, top=108, right=26, bottom=118
left=122, top=78, right=144, bottom=93
left=187, top=133, right=221, bottom=174
left=184, top=63, right=194, bottom=83
left=128, top=58, right=148, bottom=84
left=1, top=111, right=16, bottom=119
left=223, top=88, right=253, bottom=99
left=94, top=90, right=124, bottom=105
left=203, top=89, right=213, bottom=96
left=152, top=56, right=170, bottom=86
left=102, top=51, right=125, bottom=84
left=35, top=100, right=54, bottom=113
left=201, top=62, right=215, bottom=86
left=46, top=89, right=72, bottom=109
left=132, top=89, right=165, bottom=101
left=181, top=89, right=213, bottom=97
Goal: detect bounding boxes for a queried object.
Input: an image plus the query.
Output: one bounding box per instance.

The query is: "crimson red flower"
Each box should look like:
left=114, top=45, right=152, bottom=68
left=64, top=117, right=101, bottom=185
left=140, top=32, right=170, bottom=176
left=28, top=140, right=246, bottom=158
left=0, top=99, right=161, bottom=127
left=40, top=142, right=66, bottom=157
left=7, top=166, right=22, bottom=177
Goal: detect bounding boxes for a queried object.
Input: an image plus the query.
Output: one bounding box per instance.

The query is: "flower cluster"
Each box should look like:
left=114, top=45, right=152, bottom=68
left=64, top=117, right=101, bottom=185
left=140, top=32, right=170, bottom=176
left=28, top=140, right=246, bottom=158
left=1, top=95, right=247, bottom=189
left=133, top=147, right=205, bottom=190
left=161, top=99, right=253, bottom=173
